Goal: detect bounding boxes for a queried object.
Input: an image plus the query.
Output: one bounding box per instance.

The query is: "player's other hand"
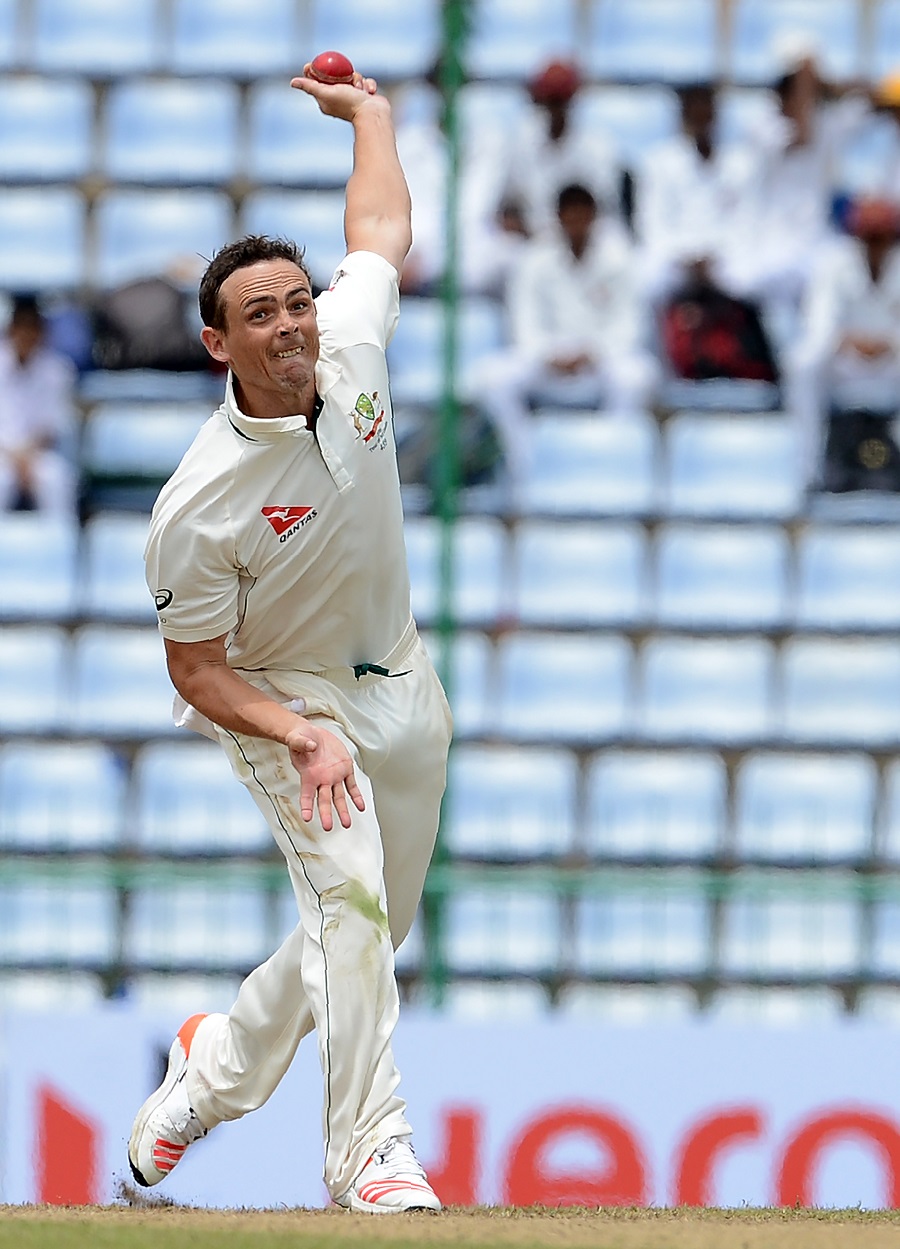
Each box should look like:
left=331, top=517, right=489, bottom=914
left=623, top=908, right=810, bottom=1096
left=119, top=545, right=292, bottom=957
left=285, top=722, right=366, bottom=831
left=291, top=66, right=378, bottom=122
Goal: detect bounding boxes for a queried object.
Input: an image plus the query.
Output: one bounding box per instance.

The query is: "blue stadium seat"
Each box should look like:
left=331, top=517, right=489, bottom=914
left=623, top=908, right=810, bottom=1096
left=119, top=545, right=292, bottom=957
left=94, top=189, right=233, bottom=288
left=494, top=632, right=632, bottom=743
left=247, top=80, right=354, bottom=187
left=169, top=0, right=300, bottom=75
left=706, top=986, right=844, bottom=1022
left=403, top=514, right=509, bottom=628
left=30, top=0, right=162, bottom=73
left=876, top=761, right=900, bottom=864
left=719, top=874, right=861, bottom=976
left=575, top=85, right=679, bottom=165
left=125, top=883, right=272, bottom=969
left=80, top=513, right=154, bottom=622
left=0, top=626, right=68, bottom=732
left=0, top=514, right=77, bottom=621
left=556, top=984, right=697, bottom=1020
left=836, top=112, right=900, bottom=196
left=240, top=190, right=346, bottom=293
left=664, top=414, right=800, bottom=519
left=780, top=639, right=900, bottom=746
left=653, top=523, right=789, bottom=629
left=637, top=637, right=774, bottom=744
left=572, top=873, right=711, bottom=976
left=589, top=0, right=718, bottom=81
left=794, top=526, right=900, bottom=630
left=0, top=77, right=93, bottom=180
left=102, top=79, right=240, bottom=184
left=0, top=882, right=117, bottom=965
left=0, top=971, right=103, bottom=1008
left=420, top=629, right=493, bottom=737
left=132, top=741, right=271, bottom=855
left=70, top=625, right=176, bottom=736
left=81, top=403, right=208, bottom=479
left=443, top=744, right=578, bottom=860
left=870, top=901, right=900, bottom=977
left=731, top=0, right=862, bottom=84
left=0, top=188, right=85, bottom=288
left=873, top=0, right=900, bottom=77
left=442, top=980, right=548, bottom=1018
left=0, top=0, right=17, bottom=67
left=0, top=741, right=125, bottom=851
left=311, top=0, right=440, bottom=81
left=127, top=972, right=243, bottom=1014
left=586, top=750, right=726, bottom=860
left=466, top=0, right=579, bottom=80
left=734, top=752, right=876, bottom=863
left=387, top=296, right=505, bottom=406
left=522, top=411, right=659, bottom=516
left=444, top=887, right=562, bottom=975
left=511, top=520, right=648, bottom=628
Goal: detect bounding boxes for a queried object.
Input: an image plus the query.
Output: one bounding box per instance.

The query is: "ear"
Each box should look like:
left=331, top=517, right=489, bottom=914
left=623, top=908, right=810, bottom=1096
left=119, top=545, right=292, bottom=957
left=201, top=325, right=230, bottom=365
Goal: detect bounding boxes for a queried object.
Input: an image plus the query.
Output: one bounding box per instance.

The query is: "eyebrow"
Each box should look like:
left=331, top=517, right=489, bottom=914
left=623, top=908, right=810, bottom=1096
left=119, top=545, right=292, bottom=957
left=241, top=285, right=311, bottom=312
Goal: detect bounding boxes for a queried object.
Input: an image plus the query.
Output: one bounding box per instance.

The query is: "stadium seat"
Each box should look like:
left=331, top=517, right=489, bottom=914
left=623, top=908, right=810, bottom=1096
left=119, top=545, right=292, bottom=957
left=0, top=514, right=77, bottom=621
left=834, top=111, right=898, bottom=196
left=403, top=514, right=509, bottom=628
left=80, top=513, right=154, bottom=622
left=93, top=189, right=233, bottom=289
left=794, top=525, right=900, bottom=630
left=69, top=625, right=176, bottom=736
left=420, top=629, right=493, bottom=737
left=30, top=0, right=162, bottom=73
left=585, top=750, right=726, bottom=860
left=637, top=637, right=774, bottom=744
left=0, top=76, right=93, bottom=180
left=731, top=0, right=862, bottom=84
left=0, top=626, right=68, bottom=732
left=572, top=872, right=711, bottom=976
left=82, top=403, right=208, bottom=479
left=127, top=972, right=243, bottom=1014
left=718, top=874, right=861, bottom=976
left=873, top=0, right=900, bottom=78
left=443, top=744, right=578, bottom=860
left=653, top=523, right=789, bottom=629
left=132, top=740, right=271, bottom=855
left=706, top=986, right=844, bottom=1022
left=876, top=760, right=900, bottom=864
left=102, top=79, right=240, bottom=184
left=855, top=986, right=900, bottom=1022
left=734, top=752, right=876, bottom=863
left=493, top=632, right=632, bottom=743
left=444, top=887, right=562, bottom=975
left=664, top=413, right=801, bottom=519
left=0, top=0, right=17, bottom=67
left=387, top=296, right=505, bottom=406
left=717, top=87, right=778, bottom=146
left=866, top=901, right=900, bottom=977
left=465, top=0, right=579, bottom=79
left=240, top=190, right=346, bottom=293
left=125, top=882, right=272, bottom=970
left=521, top=411, right=659, bottom=516
left=0, top=188, right=85, bottom=289
left=247, top=80, right=354, bottom=187
left=442, top=980, right=548, bottom=1018
left=0, top=883, right=117, bottom=965
left=458, top=82, right=531, bottom=158
left=311, top=0, right=440, bottom=81
left=590, top=0, right=718, bottom=81
left=511, top=520, right=648, bottom=628
left=574, top=85, right=679, bottom=166
left=556, top=983, right=697, bottom=1019
left=169, top=0, right=300, bottom=75
left=0, top=970, right=103, bottom=1008
left=779, top=638, right=900, bottom=746
left=0, top=741, right=126, bottom=851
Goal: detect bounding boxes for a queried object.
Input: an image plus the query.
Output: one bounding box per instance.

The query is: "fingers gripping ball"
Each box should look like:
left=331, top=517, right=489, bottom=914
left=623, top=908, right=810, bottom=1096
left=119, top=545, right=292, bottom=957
left=309, top=51, right=356, bottom=85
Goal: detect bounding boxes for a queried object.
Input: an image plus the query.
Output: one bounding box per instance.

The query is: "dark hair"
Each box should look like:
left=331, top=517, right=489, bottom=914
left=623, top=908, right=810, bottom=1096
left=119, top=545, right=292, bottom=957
left=557, top=183, right=597, bottom=214
left=9, top=291, right=44, bottom=330
left=198, top=235, right=310, bottom=330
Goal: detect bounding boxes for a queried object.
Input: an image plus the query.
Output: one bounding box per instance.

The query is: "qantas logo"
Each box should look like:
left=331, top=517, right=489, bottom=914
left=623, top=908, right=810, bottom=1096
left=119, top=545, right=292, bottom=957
left=261, top=505, right=318, bottom=544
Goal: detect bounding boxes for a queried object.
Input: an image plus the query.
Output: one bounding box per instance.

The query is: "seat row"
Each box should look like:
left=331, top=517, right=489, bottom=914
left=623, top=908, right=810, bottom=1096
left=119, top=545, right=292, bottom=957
left=2, top=737, right=899, bottom=865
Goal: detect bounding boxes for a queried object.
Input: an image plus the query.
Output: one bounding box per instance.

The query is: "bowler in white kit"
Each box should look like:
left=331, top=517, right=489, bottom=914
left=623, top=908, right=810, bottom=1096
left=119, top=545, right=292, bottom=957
left=127, top=62, right=451, bottom=1214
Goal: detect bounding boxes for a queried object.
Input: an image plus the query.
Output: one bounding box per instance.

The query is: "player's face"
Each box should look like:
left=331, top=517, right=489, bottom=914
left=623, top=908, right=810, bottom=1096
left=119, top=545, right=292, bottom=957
left=202, top=259, right=320, bottom=417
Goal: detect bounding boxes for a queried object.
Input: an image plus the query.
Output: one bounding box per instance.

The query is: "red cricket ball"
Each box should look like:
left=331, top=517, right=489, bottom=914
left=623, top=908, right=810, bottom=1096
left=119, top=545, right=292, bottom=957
left=308, top=51, right=355, bottom=85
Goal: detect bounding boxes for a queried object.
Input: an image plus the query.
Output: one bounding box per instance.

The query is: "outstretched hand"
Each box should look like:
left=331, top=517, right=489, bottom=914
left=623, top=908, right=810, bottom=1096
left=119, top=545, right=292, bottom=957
left=291, top=66, right=378, bottom=121
left=285, top=722, right=366, bottom=831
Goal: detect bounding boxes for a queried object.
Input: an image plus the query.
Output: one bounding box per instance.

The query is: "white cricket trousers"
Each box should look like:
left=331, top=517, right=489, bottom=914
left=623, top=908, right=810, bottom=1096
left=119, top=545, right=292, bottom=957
left=182, top=622, right=452, bottom=1200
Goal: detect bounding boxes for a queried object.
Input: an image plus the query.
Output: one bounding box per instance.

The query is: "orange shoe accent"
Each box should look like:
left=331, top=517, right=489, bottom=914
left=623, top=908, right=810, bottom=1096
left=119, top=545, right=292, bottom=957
left=176, top=1013, right=207, bottom=1057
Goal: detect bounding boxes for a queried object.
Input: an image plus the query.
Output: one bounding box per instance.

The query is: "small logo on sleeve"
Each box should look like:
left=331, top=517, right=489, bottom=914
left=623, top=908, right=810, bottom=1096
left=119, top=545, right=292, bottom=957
left=154, top=589, right=174, bottom=610
left=351, top=391, right=387, bottom=451
left=261, top=506, right=318, bottom=544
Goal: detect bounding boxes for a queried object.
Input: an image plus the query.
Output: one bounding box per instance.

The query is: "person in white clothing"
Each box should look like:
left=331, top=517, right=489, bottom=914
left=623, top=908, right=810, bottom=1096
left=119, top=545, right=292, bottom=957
left=475, top=182, right=656, bottom=501
left=787, top=196, right=900, bottom=489
left=0, top=294, right=77, bottom=514
left=127, top=63, right=450, bottom=1215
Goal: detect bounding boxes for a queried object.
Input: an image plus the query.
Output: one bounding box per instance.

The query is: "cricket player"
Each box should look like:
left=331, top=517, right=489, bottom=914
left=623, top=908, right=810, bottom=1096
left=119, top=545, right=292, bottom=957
left=127, top=62, right=451, bottom=1214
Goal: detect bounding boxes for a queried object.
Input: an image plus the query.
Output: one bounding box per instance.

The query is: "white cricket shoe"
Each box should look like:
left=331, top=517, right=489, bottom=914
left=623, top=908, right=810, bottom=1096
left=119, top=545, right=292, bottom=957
left=128, top=1013, right=210, bottom=1186
left=335, top=1136, right=442, bottom=1214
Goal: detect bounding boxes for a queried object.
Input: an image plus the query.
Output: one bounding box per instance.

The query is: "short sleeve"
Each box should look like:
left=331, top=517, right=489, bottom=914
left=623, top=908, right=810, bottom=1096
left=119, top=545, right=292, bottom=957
left=315, top=250, right=400, bottom=352
left=144, top=508, right=240, bottom=643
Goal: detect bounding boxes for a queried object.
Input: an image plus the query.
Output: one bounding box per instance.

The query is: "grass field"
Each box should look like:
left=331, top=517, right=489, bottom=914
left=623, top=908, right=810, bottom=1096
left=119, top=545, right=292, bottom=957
left=3, top=1206, right=900, bottom=1249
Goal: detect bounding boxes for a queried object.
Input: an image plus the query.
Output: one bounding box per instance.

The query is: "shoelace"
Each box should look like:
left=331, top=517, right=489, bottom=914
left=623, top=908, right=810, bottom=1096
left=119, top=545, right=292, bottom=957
left=368, top=1139, right=426, bottom=1180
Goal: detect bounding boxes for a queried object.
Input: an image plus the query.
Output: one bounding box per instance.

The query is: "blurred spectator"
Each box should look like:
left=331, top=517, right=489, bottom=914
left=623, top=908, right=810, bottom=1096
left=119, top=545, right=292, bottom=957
left=787, top=197, right=900, bottom=493
left=0, top=294, right=77, bottom=514
left=474, top=183, right=656, bottom=502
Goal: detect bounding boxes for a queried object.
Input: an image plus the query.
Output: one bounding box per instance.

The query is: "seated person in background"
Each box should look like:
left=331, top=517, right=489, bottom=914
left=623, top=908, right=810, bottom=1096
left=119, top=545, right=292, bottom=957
left=787, top=197, right=900, bottom=493
left=0, top=294, right=77, bottom=515
left=474, top=182, right=656, bottom=502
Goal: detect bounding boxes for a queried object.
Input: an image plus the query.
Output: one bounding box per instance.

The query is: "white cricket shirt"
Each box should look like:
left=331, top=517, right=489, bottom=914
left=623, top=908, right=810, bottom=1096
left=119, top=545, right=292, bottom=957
left=144, top=249, right=413, bottom=674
